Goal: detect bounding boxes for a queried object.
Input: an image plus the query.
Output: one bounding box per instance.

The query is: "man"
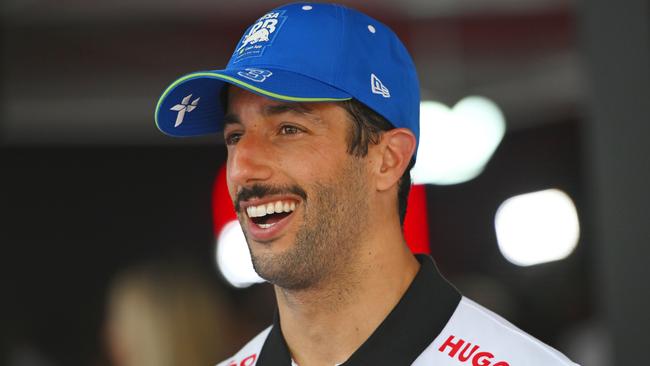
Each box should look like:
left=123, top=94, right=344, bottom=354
left=155, top=3, right=579, bottom=366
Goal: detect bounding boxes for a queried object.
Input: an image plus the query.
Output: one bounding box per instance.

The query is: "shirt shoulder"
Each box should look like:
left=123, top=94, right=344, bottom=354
left=413, top=297, right=580, bottom=366
left=216, top=326, right=272, bottom=366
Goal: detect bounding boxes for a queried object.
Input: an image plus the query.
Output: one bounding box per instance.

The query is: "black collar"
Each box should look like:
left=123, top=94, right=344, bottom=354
left=256, top=255, right=461, bottom=365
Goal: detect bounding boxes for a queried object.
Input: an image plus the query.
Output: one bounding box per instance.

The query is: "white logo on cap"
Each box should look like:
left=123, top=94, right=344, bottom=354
left=371, top=73, right=390, bottom=98
left=237, top=68, right=273, bottom=83
left=236, top=12, right=283, bottom=53
left=233, top=10, right=287, bottom=63
left=170, top=94, right=200, bottom=127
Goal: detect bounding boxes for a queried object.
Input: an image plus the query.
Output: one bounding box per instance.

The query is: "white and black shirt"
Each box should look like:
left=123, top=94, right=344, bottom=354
left=217, top=255, right=579, bottom=366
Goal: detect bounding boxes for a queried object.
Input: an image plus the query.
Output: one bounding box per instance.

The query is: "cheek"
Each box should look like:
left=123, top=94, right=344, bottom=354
left=283, top=139, right=348, bottom=176
left=226, top=183, right=236, bottom=202
left=224, top=162, right=237, bottom=201
left=280, top=152, right=334, bottom=185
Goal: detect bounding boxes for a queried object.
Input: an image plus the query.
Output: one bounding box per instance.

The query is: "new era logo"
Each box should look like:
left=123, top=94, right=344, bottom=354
left=170, top=94, right=200, bottom=127
left=371, top=73, right=390, bottom=98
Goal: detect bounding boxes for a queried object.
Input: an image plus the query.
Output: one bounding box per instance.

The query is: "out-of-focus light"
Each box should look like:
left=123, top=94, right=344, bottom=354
left=495, top=189, right=580, bottom=267
left=411, top=96, right=506, bottom=185
left=215, top=221, right=265, bottom=288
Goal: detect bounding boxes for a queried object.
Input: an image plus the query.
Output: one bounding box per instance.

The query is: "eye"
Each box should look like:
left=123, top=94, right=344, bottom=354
left=224, top=132, right=242, bottom=145
left=279, top=125, right=302, bottom=135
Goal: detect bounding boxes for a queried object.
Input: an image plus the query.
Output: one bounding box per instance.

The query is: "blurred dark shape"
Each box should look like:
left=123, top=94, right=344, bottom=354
left=579, top=0, right=650, bottom=363
left=104, top=260, right=231, bottom=366
left=6, top=345, right=56, bottom=366
left=559, top=321, right=612, bottom=366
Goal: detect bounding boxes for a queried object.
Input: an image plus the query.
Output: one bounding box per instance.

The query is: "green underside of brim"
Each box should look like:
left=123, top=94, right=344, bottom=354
left=155, top=72, right=352, bottom=129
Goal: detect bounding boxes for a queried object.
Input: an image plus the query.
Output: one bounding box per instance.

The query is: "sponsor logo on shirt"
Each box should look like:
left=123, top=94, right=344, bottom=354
left=438, top=335, right=510, bottom=366
left=227, top=353, right=257, bottom=366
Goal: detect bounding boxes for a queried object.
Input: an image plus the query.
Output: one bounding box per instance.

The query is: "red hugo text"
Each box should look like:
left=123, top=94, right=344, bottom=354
left=228, top=354, right=257, bottom=366
left=438, top=335, right=510, bottom=366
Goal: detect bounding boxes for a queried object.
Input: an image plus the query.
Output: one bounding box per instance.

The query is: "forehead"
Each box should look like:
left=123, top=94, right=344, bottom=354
left=226, top=87, right=309, bottom=113
left=224, top=87, right=349, bottom=128
left=225, top=86, right=268, bottom=108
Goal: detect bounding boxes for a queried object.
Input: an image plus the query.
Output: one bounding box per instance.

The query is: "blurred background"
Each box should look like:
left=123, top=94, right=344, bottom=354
left=1, top=0, right=648, bottom=365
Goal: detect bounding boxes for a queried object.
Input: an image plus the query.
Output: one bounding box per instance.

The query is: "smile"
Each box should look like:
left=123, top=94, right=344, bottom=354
left=246, top=200, right=297, bottom=229
left=241, top=197, right=300, bottom=242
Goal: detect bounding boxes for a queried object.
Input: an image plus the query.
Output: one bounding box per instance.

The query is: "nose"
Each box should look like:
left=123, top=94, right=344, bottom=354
left=227, top=132, right=274, bottom=187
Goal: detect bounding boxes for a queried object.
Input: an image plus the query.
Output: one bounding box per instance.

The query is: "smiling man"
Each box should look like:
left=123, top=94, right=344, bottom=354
left=225, top=94, right=389, bottom=292
left=155, top=3, right=579, bottom=366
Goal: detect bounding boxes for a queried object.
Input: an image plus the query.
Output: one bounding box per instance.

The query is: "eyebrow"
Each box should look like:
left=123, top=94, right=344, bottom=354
left=223, top=113, right=240, bottom=127
left=222, top=102, right=321, bottom=127
left=264, top=103, right=314, bottom=117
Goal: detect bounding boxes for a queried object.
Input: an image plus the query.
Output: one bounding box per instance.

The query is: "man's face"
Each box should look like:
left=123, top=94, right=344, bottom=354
left=224, top=88, right=372, bottom=289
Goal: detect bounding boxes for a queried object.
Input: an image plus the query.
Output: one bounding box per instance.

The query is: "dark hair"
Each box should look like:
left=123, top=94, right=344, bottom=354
left=338, top=99, right=414, bottom=226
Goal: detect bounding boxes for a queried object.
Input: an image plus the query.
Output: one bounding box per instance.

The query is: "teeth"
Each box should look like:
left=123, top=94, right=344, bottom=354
left=246, top=200, right=297, bottom=218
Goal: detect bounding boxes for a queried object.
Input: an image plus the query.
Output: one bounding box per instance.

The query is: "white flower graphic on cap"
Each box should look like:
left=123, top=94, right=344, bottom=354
left=170, top=94, right=200, bottom=127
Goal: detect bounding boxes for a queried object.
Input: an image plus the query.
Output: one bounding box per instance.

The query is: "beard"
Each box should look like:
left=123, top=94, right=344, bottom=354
left=241, top=156, right=370, bottom=290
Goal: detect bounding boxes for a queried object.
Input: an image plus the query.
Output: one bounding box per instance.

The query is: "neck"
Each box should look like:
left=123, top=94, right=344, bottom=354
left=275, top=227, right=420, bottom=366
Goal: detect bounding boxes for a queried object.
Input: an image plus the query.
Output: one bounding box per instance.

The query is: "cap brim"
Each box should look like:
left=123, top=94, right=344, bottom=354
left=155, top=68, right=352, bottom=137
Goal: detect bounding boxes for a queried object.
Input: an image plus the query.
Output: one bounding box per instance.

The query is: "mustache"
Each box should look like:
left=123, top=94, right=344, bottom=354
left=234, top=184, right=308, bottom=212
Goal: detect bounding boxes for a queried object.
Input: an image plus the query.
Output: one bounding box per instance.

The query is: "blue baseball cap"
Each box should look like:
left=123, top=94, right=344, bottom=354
left=155, top=2, right=420, bottom=156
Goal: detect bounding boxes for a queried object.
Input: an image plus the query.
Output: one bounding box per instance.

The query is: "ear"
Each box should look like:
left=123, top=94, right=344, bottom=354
left=374, top=128, right=416, bottom=192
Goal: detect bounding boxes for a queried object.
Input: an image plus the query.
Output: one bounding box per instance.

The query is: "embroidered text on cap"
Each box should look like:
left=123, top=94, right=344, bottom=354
left=233, top=11, right=288, bottom=63
left=237, top=68, right=273, bottom=83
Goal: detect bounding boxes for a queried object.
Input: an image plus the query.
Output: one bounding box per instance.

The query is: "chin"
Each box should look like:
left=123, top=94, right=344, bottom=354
left=249, top=248, right=319, bottom=290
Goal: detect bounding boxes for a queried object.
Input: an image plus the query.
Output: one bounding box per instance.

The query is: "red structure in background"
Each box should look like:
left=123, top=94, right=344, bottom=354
left=212, top=165, right=235, bottom=237
left=403, top=184, right=431, bottom=254
left=213, top=165, right=430, bottom=255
